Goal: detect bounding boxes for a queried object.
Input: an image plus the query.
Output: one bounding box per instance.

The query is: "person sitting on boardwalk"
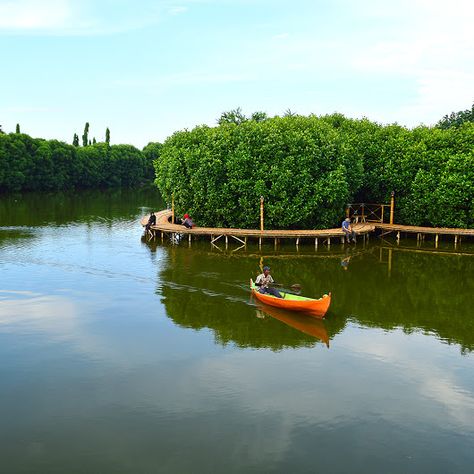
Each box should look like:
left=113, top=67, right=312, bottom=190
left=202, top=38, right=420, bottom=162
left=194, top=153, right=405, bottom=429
left=255, top=266, right=283, bottom=298
left=342, top=217, right=356, bottom=243
left=182, top=213, right=194, bottom=229
left=145, top=212, right=156, bottom=231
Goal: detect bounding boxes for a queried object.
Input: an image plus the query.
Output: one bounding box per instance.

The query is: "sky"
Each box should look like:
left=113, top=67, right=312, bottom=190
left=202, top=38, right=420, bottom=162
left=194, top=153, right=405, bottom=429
left=1, top=0, right=473, bottom=148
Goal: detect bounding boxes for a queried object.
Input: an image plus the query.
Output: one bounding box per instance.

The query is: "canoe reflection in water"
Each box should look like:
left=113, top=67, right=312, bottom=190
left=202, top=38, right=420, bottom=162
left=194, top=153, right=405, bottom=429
left=255, top=303, right=330, bottom=348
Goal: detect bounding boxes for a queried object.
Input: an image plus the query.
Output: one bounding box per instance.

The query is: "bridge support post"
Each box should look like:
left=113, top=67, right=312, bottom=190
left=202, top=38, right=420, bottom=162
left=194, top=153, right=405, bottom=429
left=390, top=191, right=395, bottom=224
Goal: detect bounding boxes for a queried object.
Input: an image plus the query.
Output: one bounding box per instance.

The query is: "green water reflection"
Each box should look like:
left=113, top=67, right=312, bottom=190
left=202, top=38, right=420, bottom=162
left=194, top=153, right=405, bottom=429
left=1, top=189, right=473, bottom=473
left=145, top=239, right=474, bottom=353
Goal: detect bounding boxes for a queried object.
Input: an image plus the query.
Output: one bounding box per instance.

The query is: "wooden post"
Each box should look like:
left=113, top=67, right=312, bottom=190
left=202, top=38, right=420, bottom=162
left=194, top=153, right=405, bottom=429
left=381, top=205, right=384, bottom=224
left=361, top=203, right=365, bottom=222
left=171, top=193, right=175, bottom=224
left=390, top=191, right=395, bottom=225
left=397, top=231, right=400, bottom=244
left=260, top=196, right=264, bottom=231
left=454, top=235, right=458, bottom=248
left=259, top=237, right=262, bottom=250
left=435, top=234, right=439, bottom=249
left=388, top=248, right=393, bottom=276
left=315, top=238, right=318, bottom=249
left=225, top=235, right=228, bottom=249
left=244, top=237, right=247, bottom=246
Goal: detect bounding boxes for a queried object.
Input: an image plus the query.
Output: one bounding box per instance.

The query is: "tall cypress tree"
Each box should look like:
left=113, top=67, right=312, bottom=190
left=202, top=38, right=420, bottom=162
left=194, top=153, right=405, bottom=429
left=82, top=122, right=89, bottom=147
left=16, top=123, right=21, bottom=133
left=105, top=127, right=110, bottom=145
left=73, top=133, right=79, bottom=146
left=93, top=137, right=97, bottom=144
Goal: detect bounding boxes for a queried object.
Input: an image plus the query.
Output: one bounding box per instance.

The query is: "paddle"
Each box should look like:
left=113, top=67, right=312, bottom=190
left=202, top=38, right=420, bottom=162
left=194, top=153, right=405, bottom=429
left=271, top=282, right=302, bottom=291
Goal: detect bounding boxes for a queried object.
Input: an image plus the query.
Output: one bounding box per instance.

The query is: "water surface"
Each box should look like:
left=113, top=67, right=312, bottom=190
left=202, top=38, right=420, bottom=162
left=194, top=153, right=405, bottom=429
left=1, top=189, right=473, bottom=473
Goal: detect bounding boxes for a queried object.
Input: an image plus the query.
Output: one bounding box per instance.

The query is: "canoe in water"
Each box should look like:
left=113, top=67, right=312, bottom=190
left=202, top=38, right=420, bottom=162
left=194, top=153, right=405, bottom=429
left=250, top=279, right=331, bottom=318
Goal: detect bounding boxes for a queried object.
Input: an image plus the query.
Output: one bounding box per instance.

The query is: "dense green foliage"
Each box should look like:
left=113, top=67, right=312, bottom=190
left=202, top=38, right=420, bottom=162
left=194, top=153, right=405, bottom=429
left=155, top=114, right=474, bottom=229
left=437, top=103, right=474, bottom=129
left=0, top=133, right=153, bottom=192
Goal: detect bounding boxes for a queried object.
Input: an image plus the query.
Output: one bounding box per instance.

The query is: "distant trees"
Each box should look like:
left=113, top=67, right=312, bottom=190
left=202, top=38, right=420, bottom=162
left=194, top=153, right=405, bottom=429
left=82, top=122, right=89, bottom=147
left=105, top=127, right=110, bottom=145
left=0, top=132, right=151, bottom=193
left=15, top=124, right=20, bottom=133
left=218, top=108, right=268, bottom=125
left=73, top=133, right=79, bottom=146
left=437, top=103, right=474, bottom=129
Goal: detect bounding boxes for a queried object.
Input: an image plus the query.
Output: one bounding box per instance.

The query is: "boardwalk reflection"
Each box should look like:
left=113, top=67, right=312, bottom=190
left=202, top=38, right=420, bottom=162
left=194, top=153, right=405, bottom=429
left=255, top=303, right=330, bottom=347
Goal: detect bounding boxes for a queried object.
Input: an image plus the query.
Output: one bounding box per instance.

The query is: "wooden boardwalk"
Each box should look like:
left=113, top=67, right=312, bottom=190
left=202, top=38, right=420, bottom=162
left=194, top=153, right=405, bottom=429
left=141, top=209, right=473, bottom=248
left=141, top=210, right=374, bottom=248
left=375, top=223, right=474, bottom=247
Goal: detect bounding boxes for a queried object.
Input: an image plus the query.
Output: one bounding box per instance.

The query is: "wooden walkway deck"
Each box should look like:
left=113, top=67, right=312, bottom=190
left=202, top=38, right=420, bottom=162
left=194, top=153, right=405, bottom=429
left=141, top=209, right=473, bottom=248
left=141, top=210, right=374, bottom=248
left=375, top=222, right=474, bottom=247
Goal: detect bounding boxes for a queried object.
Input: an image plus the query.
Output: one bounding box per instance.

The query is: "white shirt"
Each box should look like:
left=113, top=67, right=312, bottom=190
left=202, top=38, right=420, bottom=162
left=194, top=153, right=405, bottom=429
left=255, top=273, right=274, bottom=288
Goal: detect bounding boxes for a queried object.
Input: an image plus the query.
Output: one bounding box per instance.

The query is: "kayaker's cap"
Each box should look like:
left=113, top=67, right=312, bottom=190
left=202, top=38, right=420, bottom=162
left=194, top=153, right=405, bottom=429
left=345, top=217, right=350, bottom=221
left=184, top=213, right=189, bottom=218
left=263, top=266, right=270, bottom=271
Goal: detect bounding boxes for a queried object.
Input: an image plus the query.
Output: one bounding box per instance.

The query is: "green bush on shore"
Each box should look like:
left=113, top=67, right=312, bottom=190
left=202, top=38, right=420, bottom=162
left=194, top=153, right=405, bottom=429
left=155, top=114, right=474, bottom=229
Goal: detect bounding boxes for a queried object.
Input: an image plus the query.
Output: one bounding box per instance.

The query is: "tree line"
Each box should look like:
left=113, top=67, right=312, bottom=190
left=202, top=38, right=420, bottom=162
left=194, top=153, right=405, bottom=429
left=155, top=107, right=474, bottom=229
left=1, top=104, right=473, bottom=229
left=0, top=124, right=157, bottom=192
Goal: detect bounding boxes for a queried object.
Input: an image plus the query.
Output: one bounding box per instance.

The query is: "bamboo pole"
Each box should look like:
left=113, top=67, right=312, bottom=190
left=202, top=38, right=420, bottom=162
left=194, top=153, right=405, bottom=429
left=171, top=193, right=175, bottom=224
left=390, top=191, right=395, bottom=224
left=260, top=196, right=264, bottom=231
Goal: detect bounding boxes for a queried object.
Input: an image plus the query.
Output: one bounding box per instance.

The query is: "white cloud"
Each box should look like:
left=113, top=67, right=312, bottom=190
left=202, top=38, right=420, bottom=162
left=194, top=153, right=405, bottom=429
left=168, top=5, right=188, bottom=15
left=349, top=0, right=474, bottom=125
left=0, top=0, right=74, bottom=30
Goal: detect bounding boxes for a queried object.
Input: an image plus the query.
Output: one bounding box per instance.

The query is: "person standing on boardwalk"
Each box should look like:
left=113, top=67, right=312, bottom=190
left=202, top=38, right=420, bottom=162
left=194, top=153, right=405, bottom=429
left=342, top=217, right=357, bottom=243
left=255, top=266, right=283, bottom=298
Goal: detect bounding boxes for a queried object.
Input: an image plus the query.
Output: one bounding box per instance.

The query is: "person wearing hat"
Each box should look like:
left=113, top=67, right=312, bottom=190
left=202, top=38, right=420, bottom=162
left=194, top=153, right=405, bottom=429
left=342, top=217, right=356, bottom=243
left=255, top=266, right=283, bottom=298
left=182, top=213, right=194, bottom=229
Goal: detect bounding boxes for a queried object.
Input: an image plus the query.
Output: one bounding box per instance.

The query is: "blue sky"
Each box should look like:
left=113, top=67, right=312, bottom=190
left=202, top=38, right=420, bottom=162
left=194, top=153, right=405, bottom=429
left=1, top=0, right=473, bottom=148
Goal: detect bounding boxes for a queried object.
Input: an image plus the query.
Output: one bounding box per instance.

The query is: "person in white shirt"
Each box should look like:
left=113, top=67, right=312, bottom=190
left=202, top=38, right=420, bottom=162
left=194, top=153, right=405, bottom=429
left=255, top=266, right=283, bottom=298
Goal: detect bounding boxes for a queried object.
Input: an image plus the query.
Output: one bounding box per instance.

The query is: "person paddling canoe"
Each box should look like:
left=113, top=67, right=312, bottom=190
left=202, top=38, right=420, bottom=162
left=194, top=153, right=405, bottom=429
left=255, top=266, right=283, bottom=298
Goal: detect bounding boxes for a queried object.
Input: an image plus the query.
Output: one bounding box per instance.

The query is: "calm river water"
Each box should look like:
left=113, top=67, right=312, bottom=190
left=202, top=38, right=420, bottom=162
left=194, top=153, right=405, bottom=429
left=1, top=188, right=473, bottom=473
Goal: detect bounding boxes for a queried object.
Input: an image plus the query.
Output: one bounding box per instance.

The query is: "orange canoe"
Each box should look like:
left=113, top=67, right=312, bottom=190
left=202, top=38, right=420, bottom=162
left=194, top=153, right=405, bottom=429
left=250, top=279, right=331, bottom=318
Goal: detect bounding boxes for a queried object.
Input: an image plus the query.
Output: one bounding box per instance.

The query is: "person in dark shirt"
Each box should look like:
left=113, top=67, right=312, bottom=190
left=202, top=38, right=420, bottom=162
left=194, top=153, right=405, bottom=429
left=182, top=213, right=194, bottom=229
left=145, top=212, right=156, bottom=231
